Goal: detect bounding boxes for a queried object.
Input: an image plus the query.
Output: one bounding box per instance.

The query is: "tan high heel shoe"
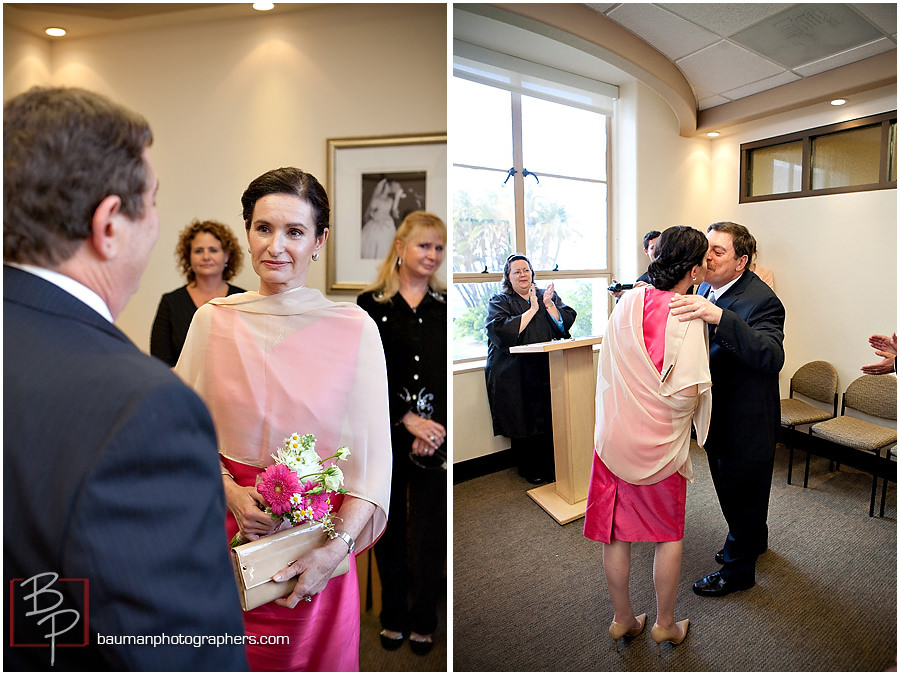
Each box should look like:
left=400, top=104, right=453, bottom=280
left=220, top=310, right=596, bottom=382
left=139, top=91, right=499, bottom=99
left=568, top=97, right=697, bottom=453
left=650, top=619, right=690, bottom=656
left=608, top=613, right=647, bottom=653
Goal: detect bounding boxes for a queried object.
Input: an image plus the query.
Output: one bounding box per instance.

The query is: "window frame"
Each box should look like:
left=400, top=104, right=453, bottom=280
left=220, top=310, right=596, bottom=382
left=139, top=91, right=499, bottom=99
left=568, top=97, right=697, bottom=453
left=739, top=110, right=897, bottom=203
left=451, top=73, right=615, bottom=364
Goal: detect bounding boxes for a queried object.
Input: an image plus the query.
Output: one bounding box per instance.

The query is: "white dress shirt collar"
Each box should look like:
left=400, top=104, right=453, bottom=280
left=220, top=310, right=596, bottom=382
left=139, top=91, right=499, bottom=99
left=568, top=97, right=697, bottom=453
left=709, top=273, right=742, bottom=301
left=7, top=262, right=114, bottom=323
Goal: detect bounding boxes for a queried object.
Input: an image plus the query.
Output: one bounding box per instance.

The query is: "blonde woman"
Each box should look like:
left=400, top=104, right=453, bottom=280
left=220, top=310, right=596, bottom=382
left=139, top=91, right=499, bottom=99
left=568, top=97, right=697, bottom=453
left=357, top=211, right=447, bottom=655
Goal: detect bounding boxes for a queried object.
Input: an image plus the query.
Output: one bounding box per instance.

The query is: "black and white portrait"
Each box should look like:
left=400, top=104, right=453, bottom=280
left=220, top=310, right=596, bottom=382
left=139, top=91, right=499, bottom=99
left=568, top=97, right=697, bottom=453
left=360, top=171, right=426, bottom=259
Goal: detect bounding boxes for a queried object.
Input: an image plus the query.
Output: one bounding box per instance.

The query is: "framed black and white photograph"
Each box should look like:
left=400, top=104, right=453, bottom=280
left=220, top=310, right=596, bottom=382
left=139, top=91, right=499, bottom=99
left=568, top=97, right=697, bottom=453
left=326, top=133, right=446, bottom=293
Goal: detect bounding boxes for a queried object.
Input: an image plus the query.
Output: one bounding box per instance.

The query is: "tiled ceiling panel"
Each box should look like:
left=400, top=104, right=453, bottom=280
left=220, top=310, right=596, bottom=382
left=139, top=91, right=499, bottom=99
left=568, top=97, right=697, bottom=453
left=588, top=3, right=897, bottom=110
left=730, top=3, right=883, bottom=68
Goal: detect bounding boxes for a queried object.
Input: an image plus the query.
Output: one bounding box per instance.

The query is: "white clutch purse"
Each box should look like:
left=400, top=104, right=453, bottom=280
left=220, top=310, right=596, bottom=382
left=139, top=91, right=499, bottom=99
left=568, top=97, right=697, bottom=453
left=230, top=522, right=349, bottom=611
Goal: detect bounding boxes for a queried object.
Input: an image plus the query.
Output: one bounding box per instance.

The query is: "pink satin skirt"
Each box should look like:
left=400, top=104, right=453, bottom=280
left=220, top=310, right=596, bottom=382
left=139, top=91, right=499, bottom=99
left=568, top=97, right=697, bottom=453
left=222, top=456, right=360, bottom=672
left=583, top=451, right=686, bottom=543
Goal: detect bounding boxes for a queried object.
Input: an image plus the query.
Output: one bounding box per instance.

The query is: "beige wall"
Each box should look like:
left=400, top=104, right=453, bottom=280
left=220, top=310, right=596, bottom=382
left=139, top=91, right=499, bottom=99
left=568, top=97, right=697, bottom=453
left=3, top=4, right=447, bottom=350
left=708, top=91, right=898, bottom=391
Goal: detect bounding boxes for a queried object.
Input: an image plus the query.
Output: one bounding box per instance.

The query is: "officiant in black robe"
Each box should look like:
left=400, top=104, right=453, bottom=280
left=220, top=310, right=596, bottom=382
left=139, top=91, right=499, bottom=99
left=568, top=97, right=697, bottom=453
left=484, top=254, right=577, bottom=484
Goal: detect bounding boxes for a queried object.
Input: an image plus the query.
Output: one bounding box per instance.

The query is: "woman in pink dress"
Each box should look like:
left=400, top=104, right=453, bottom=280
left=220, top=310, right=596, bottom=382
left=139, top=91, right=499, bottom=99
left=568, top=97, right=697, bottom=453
left=584, top=226, right=712, bottom=656
left=175, top=167, right=391, bottom=671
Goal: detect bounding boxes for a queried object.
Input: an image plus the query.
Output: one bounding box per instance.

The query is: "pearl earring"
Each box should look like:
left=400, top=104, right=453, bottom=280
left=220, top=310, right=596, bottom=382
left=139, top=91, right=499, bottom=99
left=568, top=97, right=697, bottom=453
left=397, top=257, right=403, bottom=267
left=312, top=252, right=319, bottom=262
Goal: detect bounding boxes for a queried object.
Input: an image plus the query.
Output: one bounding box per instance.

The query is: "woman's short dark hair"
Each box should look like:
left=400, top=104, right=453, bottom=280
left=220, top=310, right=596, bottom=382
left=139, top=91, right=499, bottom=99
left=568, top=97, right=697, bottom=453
left=4, top=86, right=153, bottom=266
left=501, top=254, right=533, bottom=294
left=647, top=226, right=709, bottom=291
left=241, top=167, right=329, bottom=237
left=175, top=219, right=243, bottom=283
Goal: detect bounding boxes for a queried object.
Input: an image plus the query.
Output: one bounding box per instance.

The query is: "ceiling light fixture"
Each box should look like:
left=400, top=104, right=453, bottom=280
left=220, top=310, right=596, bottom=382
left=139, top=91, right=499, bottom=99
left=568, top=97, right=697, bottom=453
left=44, top=27, right=67, bottom=37
left=252, top=2, right=275, bottom=10
left=830, top=98, right=847, bottom=106
left=707, top=132, right=720, bottom=138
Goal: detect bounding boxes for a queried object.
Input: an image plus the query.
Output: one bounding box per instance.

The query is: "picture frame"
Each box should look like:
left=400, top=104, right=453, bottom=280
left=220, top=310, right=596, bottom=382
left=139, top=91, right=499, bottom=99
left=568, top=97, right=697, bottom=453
left=326, top=133, right=447, bottom=294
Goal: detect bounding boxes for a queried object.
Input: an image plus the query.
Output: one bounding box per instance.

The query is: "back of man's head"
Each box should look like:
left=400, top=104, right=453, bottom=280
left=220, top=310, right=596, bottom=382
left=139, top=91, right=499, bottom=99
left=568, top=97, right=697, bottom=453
left=3, top=87, right=153, bottom=267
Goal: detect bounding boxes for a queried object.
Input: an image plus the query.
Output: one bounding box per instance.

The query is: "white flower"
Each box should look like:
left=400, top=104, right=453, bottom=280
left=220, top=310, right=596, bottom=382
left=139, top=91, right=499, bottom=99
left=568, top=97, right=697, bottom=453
left=322, top=466, right=344, bottom=492
left=336, top=446, right=351, bottom=461
left=290, top=493, right=303, bottom=507
left=299, top=446, right=321, bottom=466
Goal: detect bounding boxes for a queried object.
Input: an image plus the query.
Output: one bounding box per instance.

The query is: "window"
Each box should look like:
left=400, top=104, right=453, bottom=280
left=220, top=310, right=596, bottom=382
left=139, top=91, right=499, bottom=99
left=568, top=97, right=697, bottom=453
left=741, top=111, right=897, bottom=202
left=451, top=52, right=616, bottom=361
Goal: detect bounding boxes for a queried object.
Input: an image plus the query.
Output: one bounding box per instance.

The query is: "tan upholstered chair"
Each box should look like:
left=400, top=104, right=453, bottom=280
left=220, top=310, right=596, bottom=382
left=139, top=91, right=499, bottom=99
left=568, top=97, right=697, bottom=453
left=781, top=361, right=839, bottom=486
left=810, top=374, right=897, bottom=516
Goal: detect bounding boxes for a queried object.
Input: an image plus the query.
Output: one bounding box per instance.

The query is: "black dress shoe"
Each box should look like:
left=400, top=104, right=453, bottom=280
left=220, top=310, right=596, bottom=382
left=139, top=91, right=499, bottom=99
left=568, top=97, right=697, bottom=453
left=692, top=572, right=754, bottom=597
left=524, top=475, right=550, bottom=485
left=379, top=630, right=406, bottom=650
left=409, top=634, right=434, bottom=656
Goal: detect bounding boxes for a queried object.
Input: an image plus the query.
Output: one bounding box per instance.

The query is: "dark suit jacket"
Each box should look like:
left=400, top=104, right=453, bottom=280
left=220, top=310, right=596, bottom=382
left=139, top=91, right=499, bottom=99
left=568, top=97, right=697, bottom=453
left=698, top=270, right=785, bottom=462
left=3, top=266, right=248, bottom=671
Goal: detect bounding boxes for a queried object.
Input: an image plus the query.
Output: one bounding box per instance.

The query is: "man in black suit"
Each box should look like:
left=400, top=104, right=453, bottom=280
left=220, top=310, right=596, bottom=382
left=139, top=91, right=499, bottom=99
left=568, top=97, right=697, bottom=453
left=670, top=221, right=785, bottom=597
left=3, top=87, right=248, bottom=669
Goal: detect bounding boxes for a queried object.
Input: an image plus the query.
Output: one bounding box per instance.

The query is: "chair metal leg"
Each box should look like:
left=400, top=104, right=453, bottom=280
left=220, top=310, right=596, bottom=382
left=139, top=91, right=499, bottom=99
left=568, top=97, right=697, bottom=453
left=803, top=450, right=811, bottom=488
left=870, top=474, right=878, bottom=516
left=787, top=441, right=794, bottom=485
left=880, top=476, right=888, bottom=517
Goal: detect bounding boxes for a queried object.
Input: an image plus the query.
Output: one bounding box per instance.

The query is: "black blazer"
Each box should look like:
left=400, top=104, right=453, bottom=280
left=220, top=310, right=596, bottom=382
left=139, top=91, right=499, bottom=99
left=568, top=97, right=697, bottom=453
left=3, top=266, right=247, bottom=671
left=698, top=270, right=786, bottom=462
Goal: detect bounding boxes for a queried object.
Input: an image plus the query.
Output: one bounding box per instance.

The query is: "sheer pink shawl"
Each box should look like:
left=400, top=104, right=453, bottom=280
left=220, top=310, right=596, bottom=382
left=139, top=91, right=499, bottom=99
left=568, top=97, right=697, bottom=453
left=174, top=286, right=391, bottom=550
left=595, top=287, right=711, bottom=485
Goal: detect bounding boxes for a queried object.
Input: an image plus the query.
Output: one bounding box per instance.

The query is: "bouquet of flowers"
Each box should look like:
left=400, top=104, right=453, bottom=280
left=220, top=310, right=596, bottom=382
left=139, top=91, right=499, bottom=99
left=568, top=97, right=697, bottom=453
left=230, top=433, right=350, bottom=547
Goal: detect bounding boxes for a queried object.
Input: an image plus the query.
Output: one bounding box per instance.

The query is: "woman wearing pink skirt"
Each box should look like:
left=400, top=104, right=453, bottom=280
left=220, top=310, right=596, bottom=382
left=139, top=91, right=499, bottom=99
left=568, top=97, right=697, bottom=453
left=176, top=168, right=391, bottom=671
left=584, top=226, right=712, bottom=656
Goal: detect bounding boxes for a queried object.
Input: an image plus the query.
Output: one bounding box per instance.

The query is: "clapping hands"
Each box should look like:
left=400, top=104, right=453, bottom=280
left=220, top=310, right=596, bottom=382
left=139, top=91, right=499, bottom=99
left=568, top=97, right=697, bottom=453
left=861, top=333, right=897, bottom=374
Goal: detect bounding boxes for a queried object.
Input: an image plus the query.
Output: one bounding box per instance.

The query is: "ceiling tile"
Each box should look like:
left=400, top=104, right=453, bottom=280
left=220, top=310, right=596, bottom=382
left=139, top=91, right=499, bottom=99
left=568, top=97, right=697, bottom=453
left=730, top=3, right=884, bottom=68
left=606, top=3, right=718, bottom=60
left=849, top=3, right=897, bottom=35
left=677, top=40, right=786, bottom=93
left=721, top=70, right=801, bottom=100
left=792, top=37, right=897, bottom=76
left=659, top=3, right=792, bottom=37
left=583, top=3, right=618, bottom=14
left=698, top=94, right=731, bottom=110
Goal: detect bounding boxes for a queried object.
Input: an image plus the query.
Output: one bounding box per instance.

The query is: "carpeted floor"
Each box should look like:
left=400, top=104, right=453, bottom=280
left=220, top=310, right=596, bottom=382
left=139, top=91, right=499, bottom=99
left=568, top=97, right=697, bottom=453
left=358, top=566, right=448, bottom=672
left=452, top=442, right=897, bottom=672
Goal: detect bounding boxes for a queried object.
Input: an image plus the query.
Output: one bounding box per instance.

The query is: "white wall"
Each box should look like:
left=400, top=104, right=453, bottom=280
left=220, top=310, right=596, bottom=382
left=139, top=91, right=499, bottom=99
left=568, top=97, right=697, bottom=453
left=3, top=4, right=447, bottom=351
left=708, top=92, right=898, bottom=392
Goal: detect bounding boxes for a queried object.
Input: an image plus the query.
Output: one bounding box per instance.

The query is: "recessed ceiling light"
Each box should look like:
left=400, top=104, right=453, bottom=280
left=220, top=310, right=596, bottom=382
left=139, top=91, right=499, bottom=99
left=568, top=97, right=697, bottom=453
left=707, top=132, right=720, bottom=138
left=831, top=98, right=847, bottom=106
left=252, top=2, right=275, bottom=10
left=44, top=27, right=67, bottom=37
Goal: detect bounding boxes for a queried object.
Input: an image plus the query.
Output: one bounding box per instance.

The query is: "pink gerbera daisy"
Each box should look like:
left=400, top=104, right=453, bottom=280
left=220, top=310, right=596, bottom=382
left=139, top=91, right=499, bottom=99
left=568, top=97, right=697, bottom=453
left=299, top=481, right=333, bottom=520
left=257, top=464, right=301, bottom=515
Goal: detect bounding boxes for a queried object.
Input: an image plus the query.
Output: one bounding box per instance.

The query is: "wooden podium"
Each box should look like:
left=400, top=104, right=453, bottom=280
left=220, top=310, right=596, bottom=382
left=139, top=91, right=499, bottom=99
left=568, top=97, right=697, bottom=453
left=510, top=336, right=602, bottom=524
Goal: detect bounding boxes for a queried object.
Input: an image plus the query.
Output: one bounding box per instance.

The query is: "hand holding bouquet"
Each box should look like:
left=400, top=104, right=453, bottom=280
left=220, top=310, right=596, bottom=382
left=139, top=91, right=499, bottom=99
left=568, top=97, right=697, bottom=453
left=231, top=433, right=350, bottom=547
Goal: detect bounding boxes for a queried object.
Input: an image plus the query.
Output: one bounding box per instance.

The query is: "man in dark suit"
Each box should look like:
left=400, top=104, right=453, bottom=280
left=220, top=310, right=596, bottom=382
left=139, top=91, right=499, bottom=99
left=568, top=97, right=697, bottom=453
left=669, top=221, right=785, bottom=597
left=3, top=87, right=248, bottom=670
